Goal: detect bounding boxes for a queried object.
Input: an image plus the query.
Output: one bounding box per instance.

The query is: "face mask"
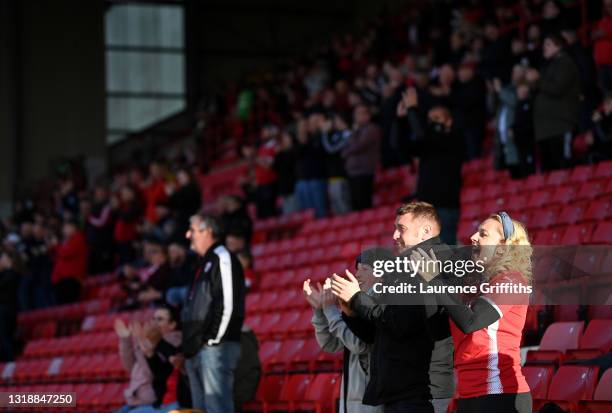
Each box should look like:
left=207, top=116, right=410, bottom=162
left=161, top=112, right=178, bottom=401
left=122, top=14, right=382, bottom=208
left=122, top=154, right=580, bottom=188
left=428, top=121, right=446, bottom=134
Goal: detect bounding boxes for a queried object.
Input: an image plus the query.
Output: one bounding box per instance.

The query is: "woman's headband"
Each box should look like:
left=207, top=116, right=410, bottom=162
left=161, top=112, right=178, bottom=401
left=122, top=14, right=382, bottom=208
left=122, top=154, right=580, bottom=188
left=497, top=211, right=515, bottom=240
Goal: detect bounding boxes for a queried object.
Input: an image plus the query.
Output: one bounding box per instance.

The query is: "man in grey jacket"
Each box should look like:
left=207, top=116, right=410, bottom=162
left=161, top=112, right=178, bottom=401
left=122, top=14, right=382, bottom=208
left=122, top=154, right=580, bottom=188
left=303, top=248, right=393, bottom=413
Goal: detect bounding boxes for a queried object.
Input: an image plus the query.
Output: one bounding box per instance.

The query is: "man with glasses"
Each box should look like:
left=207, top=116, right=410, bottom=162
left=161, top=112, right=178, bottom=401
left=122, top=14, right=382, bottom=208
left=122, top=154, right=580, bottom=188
left=182, top=214, right=245, bottom=413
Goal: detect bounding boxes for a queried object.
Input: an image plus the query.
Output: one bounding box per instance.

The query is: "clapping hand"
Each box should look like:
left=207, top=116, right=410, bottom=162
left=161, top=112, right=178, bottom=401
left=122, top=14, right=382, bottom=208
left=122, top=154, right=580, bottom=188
left=320, top=278, right=337, bottom=308
left=331, top=270, right=361, bottom=303
left=113, top=319, right=131, bottom=338
left=303, top=279, right=323, bottom=309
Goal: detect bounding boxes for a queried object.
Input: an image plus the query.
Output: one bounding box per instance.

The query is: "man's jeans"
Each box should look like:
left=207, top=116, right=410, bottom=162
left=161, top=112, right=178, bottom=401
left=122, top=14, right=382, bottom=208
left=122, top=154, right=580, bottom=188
left=186, top=341, right=241, bottom=413
left=165, top=286, right=188, bottom=308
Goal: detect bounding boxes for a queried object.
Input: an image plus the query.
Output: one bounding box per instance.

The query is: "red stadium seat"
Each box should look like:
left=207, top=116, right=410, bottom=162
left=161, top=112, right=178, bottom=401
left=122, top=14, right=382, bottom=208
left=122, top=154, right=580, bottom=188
left=561, top=223, right=595, bottom=245
left=550, top=186, right=578, bottom=205
left=533, top=228, right=565, bottom=245
left=526, top=321, right=584, bottom=364
left=580, top=368, right=612, bottom=413
left=591, top=221, right=612, bottom=244
left=582, top=198, right=612, bottom=222
left=557, top=203, right=588, bottom=225
left=527, top=189, right=553, bottom=208
left=461, top=203, right=481, bottom=220
left=267, top=340, right=306, bottom=372
left=569, top=165, right=594, bottom=183
left=461, top=188, right=481, bottom=204
left=266, top=373, right=312, bottom=411
left=565, top=319, right=612, bottom=360
left=525, top=174, right=547, bottom=191
left=522, top=365, right=555, bottom=411
left=546, top=169, right=571, bottom=187
left=530, top=207, right=559, bottom=230
left=243, top=374, right=286, bottom=412
left=575, top=180, right=607, bottom=201
left=546, top=365, right=599, bottom=413
left=293, top=372, right=342, bottom=413
left=593, top=160, right=612, bottom=179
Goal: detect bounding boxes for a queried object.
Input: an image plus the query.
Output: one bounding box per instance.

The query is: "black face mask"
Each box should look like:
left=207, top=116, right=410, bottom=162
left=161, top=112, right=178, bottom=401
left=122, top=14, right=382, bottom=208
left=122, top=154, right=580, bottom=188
left=427, top=121, right=446, bottom=135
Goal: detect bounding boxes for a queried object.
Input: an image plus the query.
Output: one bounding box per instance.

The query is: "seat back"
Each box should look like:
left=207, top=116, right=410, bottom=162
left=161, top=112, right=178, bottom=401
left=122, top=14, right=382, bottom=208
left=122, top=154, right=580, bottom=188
left=548, top=365, right=599, bottom=401
left=522, top=365, right=554, bottom=400
left=580, top=319, right=612, bottom=351
left=539, top=322, right=584, bottom=352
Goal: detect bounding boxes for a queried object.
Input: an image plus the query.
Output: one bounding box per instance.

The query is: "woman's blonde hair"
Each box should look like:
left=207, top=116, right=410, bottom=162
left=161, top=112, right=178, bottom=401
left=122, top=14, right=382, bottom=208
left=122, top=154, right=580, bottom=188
left=485, top=214, right=533, bottom=283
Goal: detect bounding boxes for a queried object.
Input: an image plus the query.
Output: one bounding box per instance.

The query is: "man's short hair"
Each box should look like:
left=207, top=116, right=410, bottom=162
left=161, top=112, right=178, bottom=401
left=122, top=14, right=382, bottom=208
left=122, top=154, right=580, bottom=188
left=190, top=213, right=223, bottom=240
left=396, top=201, right=442, bottom=230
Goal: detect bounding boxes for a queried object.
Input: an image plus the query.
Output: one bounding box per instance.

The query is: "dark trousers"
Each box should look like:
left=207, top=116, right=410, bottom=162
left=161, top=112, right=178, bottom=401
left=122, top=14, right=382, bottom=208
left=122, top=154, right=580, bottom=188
left=53, top=278, right=81, bottom=305
left=457, top=392, right=532, bottom=413
left=385, top=399, right=434, bottom=413
left=348, top=174, right=374, bottom=211
left=255, top=183, right=277, bottom=219
left=537, top=134, right=568, bottom=172
left=436, top=207, right=459, bottom=246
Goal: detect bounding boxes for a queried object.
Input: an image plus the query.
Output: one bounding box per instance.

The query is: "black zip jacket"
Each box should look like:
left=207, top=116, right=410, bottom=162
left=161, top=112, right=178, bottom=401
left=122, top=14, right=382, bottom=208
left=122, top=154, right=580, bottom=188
left=182, top=242, right=245, bottom=357
left=346, top=237, right=455, bottom=405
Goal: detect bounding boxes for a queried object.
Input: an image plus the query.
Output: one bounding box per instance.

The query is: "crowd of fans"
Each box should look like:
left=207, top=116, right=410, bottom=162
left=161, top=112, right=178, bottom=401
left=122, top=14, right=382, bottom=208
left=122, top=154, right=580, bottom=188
left=1, top=0, right=612, bottom=412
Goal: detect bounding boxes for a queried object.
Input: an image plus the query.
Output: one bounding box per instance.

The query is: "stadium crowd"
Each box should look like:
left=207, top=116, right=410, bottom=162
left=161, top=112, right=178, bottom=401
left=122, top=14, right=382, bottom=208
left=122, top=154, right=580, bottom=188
left=1, top=0, right=612, bottom=413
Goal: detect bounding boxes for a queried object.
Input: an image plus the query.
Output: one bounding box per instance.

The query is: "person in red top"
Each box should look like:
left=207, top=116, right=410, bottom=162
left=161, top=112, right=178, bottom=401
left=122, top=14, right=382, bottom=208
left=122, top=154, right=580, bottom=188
left=593, top=0, right=612, bottom=92
left=414, top=212, right=532, bottom=413
left=51, top=219, right=88, bottom=304
left=254, top=125, right=278, bottom=218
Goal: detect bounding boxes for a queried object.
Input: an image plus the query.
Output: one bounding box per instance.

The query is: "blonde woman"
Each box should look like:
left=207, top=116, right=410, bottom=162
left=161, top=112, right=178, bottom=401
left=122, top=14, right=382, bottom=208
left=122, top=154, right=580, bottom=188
left=414, top=212, right=532, bottom=413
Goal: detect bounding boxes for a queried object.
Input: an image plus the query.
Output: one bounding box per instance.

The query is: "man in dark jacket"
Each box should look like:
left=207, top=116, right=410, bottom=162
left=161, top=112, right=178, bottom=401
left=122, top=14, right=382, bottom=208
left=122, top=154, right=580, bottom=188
left=532, top=33, right=581, bottom=171
left=341, top=104, right=381, bottom=211
left=331, top=202, right=455, bottom=413
left=183, top=214, right=245, bottom=413
left=397, top=89, right=463, bottom=245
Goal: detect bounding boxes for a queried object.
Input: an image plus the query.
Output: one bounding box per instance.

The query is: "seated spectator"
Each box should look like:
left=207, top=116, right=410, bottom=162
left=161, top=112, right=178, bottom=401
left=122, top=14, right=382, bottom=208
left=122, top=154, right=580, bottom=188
left=123, top=238, right=172, bottom=309
left=113, top=306, right=182, bottom=413
left=341, top=104, right=381, bottom=211
left=143, top=161, right=168, bottom=226
left=0, top=250, right=21, bottom=362
left=51, top=219, right=88, bottom=304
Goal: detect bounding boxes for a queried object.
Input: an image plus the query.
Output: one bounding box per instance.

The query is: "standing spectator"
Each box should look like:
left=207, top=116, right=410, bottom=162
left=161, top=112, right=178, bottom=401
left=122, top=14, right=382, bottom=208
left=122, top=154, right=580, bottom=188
left=51, top=219, right=88, bottom=304
left=593, top=0, right=612, bottom=92
left=451, top=62, right=487, bottom=160
left=218, top=195, right=252, bottom=253
left=397, top=89, right=463, bottom=245
left=86, top=184, right=115, bottom=274
left=237, top=250, right=258, bottom=291
left=0, top=250, right=21, bottom=361
left=164, top=241, right=197, bottom=309
left=589, top=92, right=612, bottom=160
left=342, top=105, right=381, bottom=211
left=532, top=34, right=581, bottom=171
left=295, top=113, right=328, bottom=218
left=233, top=326, right=262, bottom=411
left=322, top=113, right=352, bottom=215
left=480, top=22, right=512, bottom=83
left=58, top=178, right=80, bottom=218
left=182, top=214, right=245, bottom=413
left=273, top=131, right=298, bottom=215
left=166, top=168, right=201, bottom=238
left=511, top=82, right=536, bottom=177
left=304, top=248, right=393, bottom=413
left=562, top=28, right=602, bottom=131
left=254, top=125, right=279, bottom=219
left=29, top=222, right=55, bottom=308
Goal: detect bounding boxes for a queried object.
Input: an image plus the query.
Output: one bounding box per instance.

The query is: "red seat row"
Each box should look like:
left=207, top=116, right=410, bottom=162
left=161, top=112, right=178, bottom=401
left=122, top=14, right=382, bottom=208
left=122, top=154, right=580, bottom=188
left=244, top=372, right=341, bottom=413
left=17, top=298, right=112, bottom=325
left=21, top=331, right=118, bottom=359
left=526, top=320, right=612, bottom=365
left=246, top=308, right=314, bottom=338
left=257, top=339, right=342, bottom=373
left=524, top=365, right=612, bottom=413
left=0, top=353, right=127, bottom=384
